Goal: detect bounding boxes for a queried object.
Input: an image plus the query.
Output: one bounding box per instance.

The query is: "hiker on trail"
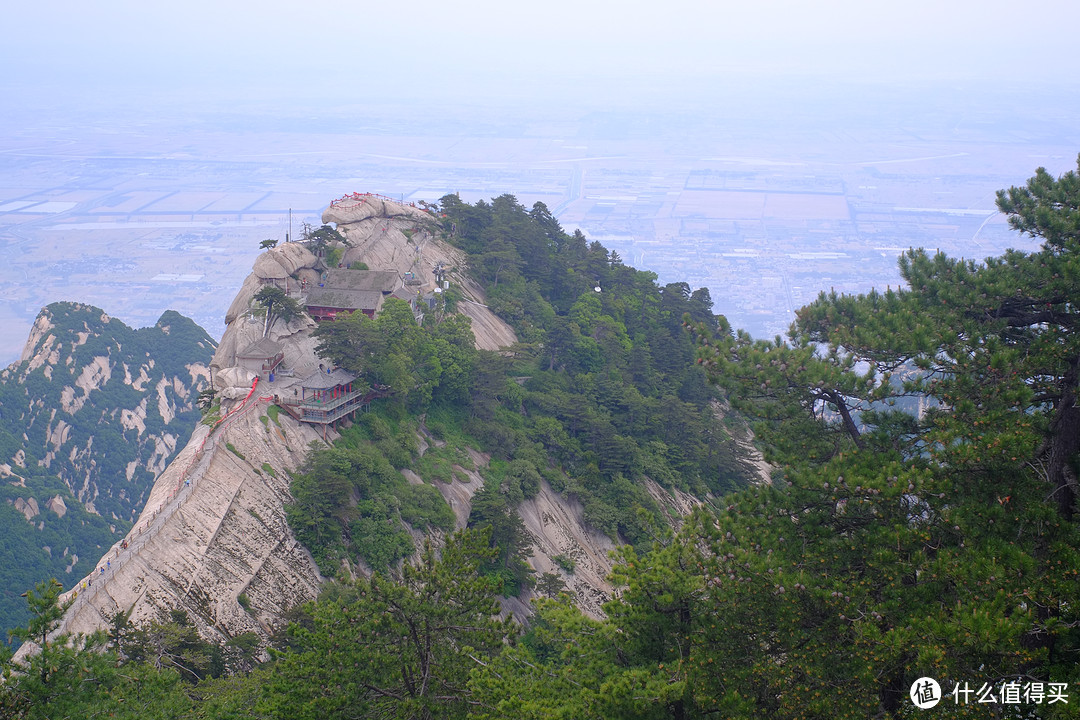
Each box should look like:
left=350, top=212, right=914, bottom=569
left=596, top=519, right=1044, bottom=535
left=107, top=560, right=111, bottom=570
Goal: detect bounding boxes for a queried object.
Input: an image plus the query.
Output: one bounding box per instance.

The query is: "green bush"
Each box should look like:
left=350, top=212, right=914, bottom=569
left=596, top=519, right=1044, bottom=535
left=350, top=505, right=414, bottom=572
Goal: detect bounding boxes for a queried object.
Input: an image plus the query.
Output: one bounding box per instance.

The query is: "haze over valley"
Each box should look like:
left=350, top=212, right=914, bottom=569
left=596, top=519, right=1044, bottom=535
left=3, top=77, right=1076, bottom=365
left=5, top=4, right=1080, bottom=715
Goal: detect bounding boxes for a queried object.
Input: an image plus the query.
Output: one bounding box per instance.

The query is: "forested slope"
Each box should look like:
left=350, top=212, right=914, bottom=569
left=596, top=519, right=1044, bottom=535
left=287, top=194, right=758, bottom=599
left=0, top=304, right=214, bottom=638
left=6, top=160, right=1080, bottom=719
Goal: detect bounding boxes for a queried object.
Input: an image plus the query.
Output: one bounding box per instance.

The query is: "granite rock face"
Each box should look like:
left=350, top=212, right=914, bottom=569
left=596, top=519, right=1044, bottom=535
left=1, top=304, right=215, bottom=522
left=323, top=197, right=517, bottom=351
left=33, top=197, right=629, bottom=659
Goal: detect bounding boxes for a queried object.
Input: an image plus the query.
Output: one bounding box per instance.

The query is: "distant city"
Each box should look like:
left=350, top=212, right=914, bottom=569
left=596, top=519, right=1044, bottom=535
left=1, top=79, right=1077, bottom=365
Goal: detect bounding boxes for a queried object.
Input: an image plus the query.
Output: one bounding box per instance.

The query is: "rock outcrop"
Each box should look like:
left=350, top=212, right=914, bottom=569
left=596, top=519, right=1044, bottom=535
left=34, top=196, right=621, bottom=660
left=13, top=496, right=40, bottom=521
left=0, top=304, right=216, bottom=523
left=0, top=304, right=218, bottom=640
left=323, top=195, right=517, bottom=351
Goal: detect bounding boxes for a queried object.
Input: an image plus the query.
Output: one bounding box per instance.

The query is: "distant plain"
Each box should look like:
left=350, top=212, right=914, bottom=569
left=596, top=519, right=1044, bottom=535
left=1, top=78, right=1077, bottom=365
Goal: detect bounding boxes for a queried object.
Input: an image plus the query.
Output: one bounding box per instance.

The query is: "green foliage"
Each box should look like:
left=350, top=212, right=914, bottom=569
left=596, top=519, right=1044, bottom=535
left=201, top=404, right=222, bottom=426
left=266, top=404, right=282, bottom=426
left=0, top=302, right=210, bottom=640
left=350, top=501, right=415, bottom=571
left=311, top=196, right=757, bottom=551
left=10, top=164, right=1080, bottom=720
left=116, top=609, right=217, bottom=684
left=225, top=442, right=245, bottom=460
left=469, top=595, right=686, bottom=720
left=197, top=386, right=217, bottom=412
left=436, top=195, right=757, bottom=541
left=1, top=633, right=193, bottom=719
left=660, top=159, right=1080, bottom=716
left=302, top=223, right=347, bottom=257
left=348, top=261, right=369, bottom=270
left=315, top=298, right=476, bottom=411
left=7, top=579, right=66, bottom=657
left=469, top=158, right=1080, bottom=719
left=286, top=419, right=455, bottom=574
left=254, top=285, right=304, bottom=326
left=260, top=529, right=514, bottom=720
left=467, top=468, right=534, bottom=596
left=441, top=282, right=463, bottom=313
left=533, top=571, right=567, bottom=598
left=260, top=462, right=277, bottom=478
left=1, top=584, right=193, bottom=718
left=415, top=450, right=454, bottom=483
left=0, top=476, right=116, bottom=640
left=0, top=302, right=212, bottom=515
left=696, top=154, right=1080, bottom=519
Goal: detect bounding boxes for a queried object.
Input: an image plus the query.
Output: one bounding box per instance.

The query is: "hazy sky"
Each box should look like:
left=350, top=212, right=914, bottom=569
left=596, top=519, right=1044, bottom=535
left=6, top=0, right=1080, bottom=100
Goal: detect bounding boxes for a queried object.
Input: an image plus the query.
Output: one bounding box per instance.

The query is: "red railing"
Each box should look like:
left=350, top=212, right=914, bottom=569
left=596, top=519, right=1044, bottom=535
left=327, top=192, right=434, bottom=214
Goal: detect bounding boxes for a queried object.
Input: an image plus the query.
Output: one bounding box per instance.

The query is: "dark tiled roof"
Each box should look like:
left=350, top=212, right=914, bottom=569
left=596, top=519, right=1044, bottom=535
left=300, top=368, right=357, bottom=389
left=390, top=287, right=418, bottom=301
left=236, top=337, right=283, bottom=358
left=306, top=288, right=383, bottom=311
left=324, top=269, right=399, bottom=293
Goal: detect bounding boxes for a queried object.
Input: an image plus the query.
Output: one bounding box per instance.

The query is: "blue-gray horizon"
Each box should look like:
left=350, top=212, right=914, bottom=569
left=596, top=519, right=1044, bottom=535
left=2, top=0, right=1079, bottom=366
left=5, top=0, right=1080, bottom=100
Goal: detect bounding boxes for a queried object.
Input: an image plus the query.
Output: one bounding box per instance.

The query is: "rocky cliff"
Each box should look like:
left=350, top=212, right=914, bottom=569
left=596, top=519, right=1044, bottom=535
left=1, top=304, right=214, bottom=522
left=0, top=304, right=214, bottom=636
left=31, top=197, right=627, bottom=658
left=324, top=193, right=517, bottom=351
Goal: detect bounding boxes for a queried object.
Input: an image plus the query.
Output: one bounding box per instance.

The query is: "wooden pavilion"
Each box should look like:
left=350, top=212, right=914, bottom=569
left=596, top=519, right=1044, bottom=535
left=277, top=368, right=372, bottom=439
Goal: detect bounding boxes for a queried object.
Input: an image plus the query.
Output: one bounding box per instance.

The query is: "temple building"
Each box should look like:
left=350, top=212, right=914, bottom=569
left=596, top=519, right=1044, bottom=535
left=277, top=368, right=372, bottom=438
left=304, top=269, right=401, bottom=321
left=235, top=338, right=284, bottom=376
left=305, top=288, right=383, bottom=320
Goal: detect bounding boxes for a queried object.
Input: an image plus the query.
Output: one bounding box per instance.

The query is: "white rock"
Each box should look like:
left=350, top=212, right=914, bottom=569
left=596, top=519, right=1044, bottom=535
left=46, top=494, right=67, bottom=518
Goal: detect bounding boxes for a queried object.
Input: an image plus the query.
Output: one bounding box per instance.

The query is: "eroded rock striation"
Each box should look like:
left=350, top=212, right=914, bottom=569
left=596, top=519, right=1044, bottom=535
left=34, top=196, right=626, bottom=659
left=1, top=304, right=215, bottom=522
